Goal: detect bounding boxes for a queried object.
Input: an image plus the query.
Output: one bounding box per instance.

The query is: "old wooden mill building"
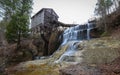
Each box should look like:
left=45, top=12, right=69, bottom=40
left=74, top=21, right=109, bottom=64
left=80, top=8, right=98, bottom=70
left=31, top=8, right=76, bottom=55
left=31, top=8, right=76, bottom=36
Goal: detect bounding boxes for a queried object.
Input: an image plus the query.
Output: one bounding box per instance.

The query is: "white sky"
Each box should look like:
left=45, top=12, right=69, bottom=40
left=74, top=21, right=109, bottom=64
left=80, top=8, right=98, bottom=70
left=32, top=0, right=97, bottom=24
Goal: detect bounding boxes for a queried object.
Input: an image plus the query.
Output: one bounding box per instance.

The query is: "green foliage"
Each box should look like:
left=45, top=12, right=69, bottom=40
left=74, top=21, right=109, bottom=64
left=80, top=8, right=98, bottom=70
left=95, top=0, right=113, bottom=16
left=0, top=0, right=19, bottom=20
left=1, top=0, right=33, bottom=43
left=5, top=13, right=29, bottom=42
left=6, top=16, right=18, bottom=42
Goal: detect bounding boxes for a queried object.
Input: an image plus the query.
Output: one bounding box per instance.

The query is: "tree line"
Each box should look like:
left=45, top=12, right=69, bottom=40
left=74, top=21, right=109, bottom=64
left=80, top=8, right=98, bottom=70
left=94, top=0, right=120, bottom=32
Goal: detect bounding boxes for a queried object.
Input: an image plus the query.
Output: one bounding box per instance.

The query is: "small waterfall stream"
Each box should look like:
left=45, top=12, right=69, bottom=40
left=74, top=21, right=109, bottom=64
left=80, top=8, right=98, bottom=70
left=55, top=23, right=95, bottom=63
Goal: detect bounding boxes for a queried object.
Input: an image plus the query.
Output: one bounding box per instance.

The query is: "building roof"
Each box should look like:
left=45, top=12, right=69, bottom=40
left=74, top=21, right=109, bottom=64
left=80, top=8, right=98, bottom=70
left=31, top=8, right=59, bottom=19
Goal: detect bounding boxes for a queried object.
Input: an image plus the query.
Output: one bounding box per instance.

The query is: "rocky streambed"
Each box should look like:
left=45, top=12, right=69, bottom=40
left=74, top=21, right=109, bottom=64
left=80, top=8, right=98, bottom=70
left=6, top=37, right=120, bottom=75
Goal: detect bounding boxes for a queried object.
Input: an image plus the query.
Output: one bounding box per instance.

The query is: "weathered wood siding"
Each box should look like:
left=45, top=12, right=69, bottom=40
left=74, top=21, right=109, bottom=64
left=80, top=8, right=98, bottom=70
left=44, top=9, right=58, bottom=25
left=31, top=11, right=44, bottom=28
left=31, top=8, right=60, bottom=36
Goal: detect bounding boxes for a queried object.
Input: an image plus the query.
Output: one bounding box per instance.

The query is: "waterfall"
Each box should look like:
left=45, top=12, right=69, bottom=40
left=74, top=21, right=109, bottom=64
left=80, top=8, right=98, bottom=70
left=62, top=23, right=95, bottom=45
left=55, top=23, right=95, bottom=63
left=87, top=23, right=95, bottom=40
left=62, top=24, right=87, bottom=45
left=87, top=23, right=90, bottom=40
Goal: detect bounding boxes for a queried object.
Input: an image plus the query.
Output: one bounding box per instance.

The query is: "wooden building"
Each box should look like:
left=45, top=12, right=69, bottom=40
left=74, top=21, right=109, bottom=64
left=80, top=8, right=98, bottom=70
left=31, top=8, right=59, bottom=35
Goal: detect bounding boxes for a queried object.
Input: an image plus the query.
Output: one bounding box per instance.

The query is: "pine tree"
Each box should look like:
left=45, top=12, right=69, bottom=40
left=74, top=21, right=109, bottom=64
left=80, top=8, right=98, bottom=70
left=0, top=0, right=33, bottom=48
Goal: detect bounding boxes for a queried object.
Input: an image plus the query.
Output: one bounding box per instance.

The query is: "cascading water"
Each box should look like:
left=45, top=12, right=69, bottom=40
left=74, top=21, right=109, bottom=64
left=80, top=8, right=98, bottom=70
left=55, top=23, right=95, bottom=63
left=87, top=23, right=90, bottom=40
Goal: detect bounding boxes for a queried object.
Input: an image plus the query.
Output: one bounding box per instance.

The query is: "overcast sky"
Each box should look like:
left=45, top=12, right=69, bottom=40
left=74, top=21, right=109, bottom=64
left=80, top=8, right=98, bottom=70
left=32, top=0, right=97, bottom=24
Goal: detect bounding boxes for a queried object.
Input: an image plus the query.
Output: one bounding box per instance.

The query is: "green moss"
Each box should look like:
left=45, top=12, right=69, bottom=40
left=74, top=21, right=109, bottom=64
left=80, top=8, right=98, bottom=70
left=101, top=31, right=110, bottom=37
left=14, top=63, right=59, bottom=75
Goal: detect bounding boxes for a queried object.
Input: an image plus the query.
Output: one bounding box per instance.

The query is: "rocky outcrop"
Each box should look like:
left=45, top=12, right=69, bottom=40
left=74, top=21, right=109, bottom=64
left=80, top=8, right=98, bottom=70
left=90, top=28, right=101, bottom=38
left=0, top=39, right=41, bottom=74
left=97, top=56, right=120, bottom=75
left=48, top=30, right=62, bottom=55
left=2, top=39, right=38, bottom=62
left=32, top=38, right=45, bottom=56
left=0, top=30, right=63, bottom=69
left=31, top=29, right=63, bottom=56
left=60, top=56, right=120, bottom=75
left=59, top=37, right=120, bottom=75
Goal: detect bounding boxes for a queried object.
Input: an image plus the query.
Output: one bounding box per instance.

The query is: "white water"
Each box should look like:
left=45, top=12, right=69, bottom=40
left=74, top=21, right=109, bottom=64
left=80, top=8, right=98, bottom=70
left=55, top=23, right=95, bottom=63
left=87, top=23, right=90, bottom=40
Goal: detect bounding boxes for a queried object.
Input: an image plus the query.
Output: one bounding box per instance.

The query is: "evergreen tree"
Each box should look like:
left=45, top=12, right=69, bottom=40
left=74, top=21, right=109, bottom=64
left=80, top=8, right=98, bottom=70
left=0, top=0, right=33, bottom=47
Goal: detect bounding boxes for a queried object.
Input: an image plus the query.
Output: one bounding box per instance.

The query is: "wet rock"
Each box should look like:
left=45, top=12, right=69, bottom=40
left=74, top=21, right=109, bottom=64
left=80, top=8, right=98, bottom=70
left=62, top=56, right=76, bottom=62
left=77, top=42, right=85, bottom=50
